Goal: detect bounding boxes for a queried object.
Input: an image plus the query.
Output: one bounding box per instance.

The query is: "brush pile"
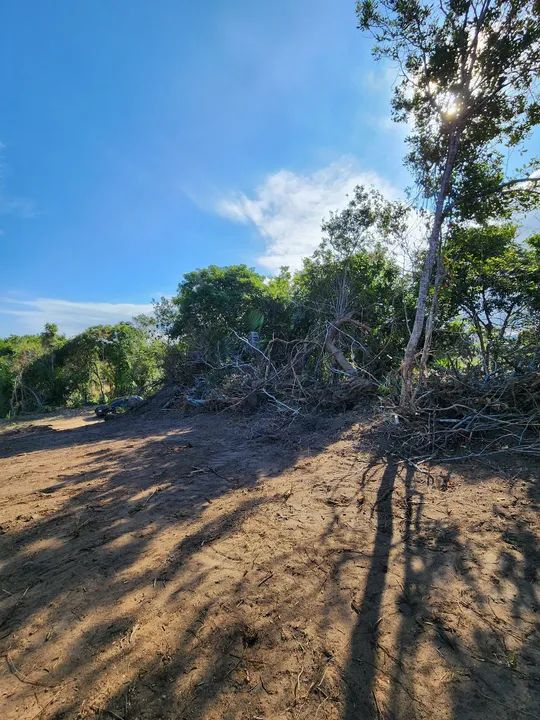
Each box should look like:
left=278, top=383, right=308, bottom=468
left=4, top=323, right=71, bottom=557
left=154, top=326, right=540, bottom=468
left=387, top=368, right=540, bottom=463
left=161, top=328, right=379, bottom=416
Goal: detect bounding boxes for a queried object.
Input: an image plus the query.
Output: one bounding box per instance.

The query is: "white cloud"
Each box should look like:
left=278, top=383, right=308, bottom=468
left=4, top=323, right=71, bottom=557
left=360, top=66, right=400, bottom=92
left=0, top=297, right=153, bottom=337
left=516, top=210, right=540, bottom=241
left=216, top=159, right=401, bottom=272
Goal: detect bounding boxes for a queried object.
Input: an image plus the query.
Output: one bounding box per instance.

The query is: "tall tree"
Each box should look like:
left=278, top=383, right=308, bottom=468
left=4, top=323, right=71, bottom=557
left=319, top=185, right=410, bottom=260
left=358, top=0, right=540, bottom=405
left=442, top=224, right=539, bottom=373
left=169, top=265, right=270, bottom=357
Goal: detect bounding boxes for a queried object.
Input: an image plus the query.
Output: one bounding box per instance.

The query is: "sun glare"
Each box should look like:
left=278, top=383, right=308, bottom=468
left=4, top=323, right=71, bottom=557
left=439, top=91, right=461, bottom=117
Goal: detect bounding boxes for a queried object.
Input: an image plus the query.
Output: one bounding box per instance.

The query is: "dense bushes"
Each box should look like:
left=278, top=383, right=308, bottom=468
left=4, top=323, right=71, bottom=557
left=0, top=322, right=164, bottom=416
left=152, top=217, right=539, bottom=416
left=2, top=187, right=539, bottom=421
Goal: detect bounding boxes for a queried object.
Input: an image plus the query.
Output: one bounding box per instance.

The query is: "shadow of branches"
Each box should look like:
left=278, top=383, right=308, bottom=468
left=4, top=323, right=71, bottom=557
left=0, top=412, right=538, bottom=720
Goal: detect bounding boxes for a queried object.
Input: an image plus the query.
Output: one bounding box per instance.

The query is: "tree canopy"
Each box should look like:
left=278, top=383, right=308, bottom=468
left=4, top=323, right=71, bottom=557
left=358, top=0, right=540, bottom=404
left=0, top=322, right=164, bottom=416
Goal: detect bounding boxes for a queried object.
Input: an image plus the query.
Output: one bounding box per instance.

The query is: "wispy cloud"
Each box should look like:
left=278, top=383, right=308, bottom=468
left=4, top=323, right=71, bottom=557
left=360, top=65, right=400, bottom=92
left=0, top=297, right=153, bottom=337
left=516, top=210, right=540, bottom=241
left=216, top=159, right=401, bottom=272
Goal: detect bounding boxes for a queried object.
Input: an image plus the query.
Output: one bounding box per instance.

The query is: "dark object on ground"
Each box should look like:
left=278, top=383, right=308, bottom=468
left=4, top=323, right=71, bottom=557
left=94, top=395, right=144, bottom=419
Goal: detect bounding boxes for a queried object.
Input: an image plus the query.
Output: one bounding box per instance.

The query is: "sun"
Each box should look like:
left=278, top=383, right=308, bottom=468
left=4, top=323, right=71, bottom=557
left=439, top=91, right=461, bottom=118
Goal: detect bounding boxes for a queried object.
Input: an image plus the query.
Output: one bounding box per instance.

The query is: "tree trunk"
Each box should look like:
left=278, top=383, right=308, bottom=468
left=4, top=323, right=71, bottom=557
left=326, top=336, right=357, bottom=376
left=400, top=129, right=461, bottom=408
left=475, top=319, right=489, bottom=375
left=325, top=315, right=370, bottom=377
left=92, top=364, right=106, bottom=403
left=418, top=247, right=444, bottom=388
left=325, top=324, right=357, bottom=376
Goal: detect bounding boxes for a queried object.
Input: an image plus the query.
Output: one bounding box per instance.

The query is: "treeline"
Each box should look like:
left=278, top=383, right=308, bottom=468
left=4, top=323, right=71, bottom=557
left=154, top=206, right=540, bottom=403
left=1, top=183, right=539, bottom=419
left=121, top=0, right=540, bottom=425
left=0, top=322, right=164, bottom=417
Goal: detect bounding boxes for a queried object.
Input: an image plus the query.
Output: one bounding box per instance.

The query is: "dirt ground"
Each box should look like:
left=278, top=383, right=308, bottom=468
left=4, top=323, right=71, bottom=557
left=0, top=407, right=538, bottom=720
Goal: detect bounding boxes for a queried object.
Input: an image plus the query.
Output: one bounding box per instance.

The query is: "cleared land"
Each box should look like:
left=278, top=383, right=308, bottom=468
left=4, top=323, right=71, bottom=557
left=0, top=408, right=538, bottom=720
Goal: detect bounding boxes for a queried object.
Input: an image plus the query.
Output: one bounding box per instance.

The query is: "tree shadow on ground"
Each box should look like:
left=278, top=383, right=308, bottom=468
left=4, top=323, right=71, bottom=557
left=0, top=411, right=538, bottom=720
left=341, top=451, right=539, bottom=720
left=0, top=409, right=355, bottom=719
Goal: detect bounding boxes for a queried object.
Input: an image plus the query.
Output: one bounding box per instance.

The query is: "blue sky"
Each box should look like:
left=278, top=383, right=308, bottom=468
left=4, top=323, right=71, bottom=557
left=1, top=2, right=537, bottom=336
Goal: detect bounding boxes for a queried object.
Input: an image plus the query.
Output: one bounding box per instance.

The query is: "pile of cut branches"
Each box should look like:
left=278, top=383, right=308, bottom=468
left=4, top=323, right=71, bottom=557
left=386, top=369, right=540, bottom=463
left=163, top=324, right=379, bottom=416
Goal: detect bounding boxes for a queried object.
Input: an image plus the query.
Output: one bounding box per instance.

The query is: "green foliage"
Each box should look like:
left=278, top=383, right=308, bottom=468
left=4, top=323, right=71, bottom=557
left=358, top=0, right=540, bottom=222
left=526, top=233, right=540, bottom=312
left=319, top=185, right=412, bottom=258
left=439, top=224, right=540, bottom=372
left=0, top=322, right=164, bottom=416
left=443, top=225, right=537, bottom=317
left=169, top=264, right=292, bottom=357
left=171, top=265, right=265, bottom=340
left=0, top=334, right=48, bottom=416
left=293, top=247, right=411, bottom=375
left=136, top=297, right=178, bottom=340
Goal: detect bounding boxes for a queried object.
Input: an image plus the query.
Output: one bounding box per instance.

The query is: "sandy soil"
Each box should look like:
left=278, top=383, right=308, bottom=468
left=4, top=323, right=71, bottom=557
left=0, top=408, right=538, bottom=720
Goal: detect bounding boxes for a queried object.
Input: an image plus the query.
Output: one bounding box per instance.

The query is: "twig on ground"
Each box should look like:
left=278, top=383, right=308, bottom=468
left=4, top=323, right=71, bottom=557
left=5, top=654, right=56, bottom=688
left=258, top=572, right=274, bottom=586
left=91, top=707, right=125, bottom=720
